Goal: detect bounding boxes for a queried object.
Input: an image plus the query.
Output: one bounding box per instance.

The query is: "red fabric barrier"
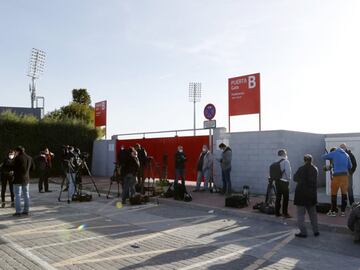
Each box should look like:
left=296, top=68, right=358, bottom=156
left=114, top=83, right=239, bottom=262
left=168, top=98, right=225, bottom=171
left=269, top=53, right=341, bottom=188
left=116, top=136, right=209, bottom=182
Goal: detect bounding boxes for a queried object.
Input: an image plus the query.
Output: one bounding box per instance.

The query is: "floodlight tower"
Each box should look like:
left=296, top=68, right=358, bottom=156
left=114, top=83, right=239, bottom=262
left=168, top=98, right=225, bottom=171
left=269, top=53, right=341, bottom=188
left=189, top=82, right=202, bottom=136
left=27, top=48, right=46, bottom=108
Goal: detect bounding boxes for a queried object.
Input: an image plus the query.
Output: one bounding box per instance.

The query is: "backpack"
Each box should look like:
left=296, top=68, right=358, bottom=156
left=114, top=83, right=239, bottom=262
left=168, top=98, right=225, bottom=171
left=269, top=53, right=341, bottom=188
left=269, top=159, right=285, bottom=180
left=174, top=184, right=186, bottom=200
left=225, top=195, right=248, bottom=208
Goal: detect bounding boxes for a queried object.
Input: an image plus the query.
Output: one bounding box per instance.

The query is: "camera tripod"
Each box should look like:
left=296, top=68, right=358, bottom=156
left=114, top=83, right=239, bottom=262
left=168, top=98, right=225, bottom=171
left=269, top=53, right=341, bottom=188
left=58, top=159, right=101, bottom=203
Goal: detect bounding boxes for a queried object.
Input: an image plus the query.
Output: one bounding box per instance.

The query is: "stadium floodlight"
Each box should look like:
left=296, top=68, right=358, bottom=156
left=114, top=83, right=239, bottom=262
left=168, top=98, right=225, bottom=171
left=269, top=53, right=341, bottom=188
left=189, top=82, right=202, bottom=136
left=27, top=48, right=46, bottom=108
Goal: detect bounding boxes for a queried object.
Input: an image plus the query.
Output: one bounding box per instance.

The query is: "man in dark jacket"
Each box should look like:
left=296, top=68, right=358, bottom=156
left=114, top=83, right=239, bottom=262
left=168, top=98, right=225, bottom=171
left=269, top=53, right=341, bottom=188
left=218, top=143, right=232, bottom=195
left=293, top=154, right=319, bottom=238
left=174, top=145, right=186, bottom=188
left=13, top=146, right=35, bottom=216
left=134, top=143, right=147, bottom=193
left=0, top=150, right=15, bottom=208
left=340, top=144, right=357, bottom=206
left=348, top=202, right=360, bottom=243
left=121, top=147, right=140, bottom=204
left=36, top=147, right=54, bottom=193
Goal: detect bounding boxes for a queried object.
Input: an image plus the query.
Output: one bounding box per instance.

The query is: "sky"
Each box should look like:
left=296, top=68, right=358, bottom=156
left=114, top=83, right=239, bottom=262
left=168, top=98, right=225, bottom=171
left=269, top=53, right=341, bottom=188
left=1, top=0, right=360, bottom=138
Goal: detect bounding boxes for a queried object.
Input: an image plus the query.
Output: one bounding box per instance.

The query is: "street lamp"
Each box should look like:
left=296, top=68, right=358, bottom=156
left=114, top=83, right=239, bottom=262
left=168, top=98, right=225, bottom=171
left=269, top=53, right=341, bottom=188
left=189, top=82, right=202, bottom=136
left=27, top=48, right=46, bottom=108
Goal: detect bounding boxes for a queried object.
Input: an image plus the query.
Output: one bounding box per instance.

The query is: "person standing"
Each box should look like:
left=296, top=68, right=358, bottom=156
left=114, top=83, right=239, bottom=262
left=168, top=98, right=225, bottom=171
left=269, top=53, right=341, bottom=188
left=348, top=202, right=360, bottom=244
left=194, top=145, right=213, bottom=192
left=174, top=145, right=186, bottom=188
left=36, top=147, right=54, bottom=193
left=134, top=143, right=147, bottom=193
left=218, top=143, right=232, bottom=195
left=293, top=154, right=319, bottom=238
left=0, top=150, right=15, bottom=208
left=13, top=146, right=35, bottom=217
left=322, top=146, right=352, bottom=217
left=340, top=143, right=357, bottom=206
left=274, top=149, right=292, bottom=218
left=121, top=147, right=140, bottom=204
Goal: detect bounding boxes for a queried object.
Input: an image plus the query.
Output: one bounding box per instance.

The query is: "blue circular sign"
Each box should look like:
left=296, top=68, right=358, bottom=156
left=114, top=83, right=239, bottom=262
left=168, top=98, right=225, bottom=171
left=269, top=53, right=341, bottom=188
left=204, top=103, right=216, bottom=120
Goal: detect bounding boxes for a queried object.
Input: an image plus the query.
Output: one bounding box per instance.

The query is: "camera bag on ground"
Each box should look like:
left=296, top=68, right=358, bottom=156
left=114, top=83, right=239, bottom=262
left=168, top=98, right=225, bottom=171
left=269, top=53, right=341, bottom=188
left=253, top=202, right=275, bottom=215
left=174, top=183, right=186, bottom=200
left=129, top=194, right=142, bottom=205
left=225, top=195, right=248, bottom=208
left=316, top=202, right=332, bottom=213
left=72, top=193, right=92, bottom=202
left=184, top=193, right=192, bottom=202
left=163, top=183, right=174, bottom=198
left=225, top=185, right=250, bottom=208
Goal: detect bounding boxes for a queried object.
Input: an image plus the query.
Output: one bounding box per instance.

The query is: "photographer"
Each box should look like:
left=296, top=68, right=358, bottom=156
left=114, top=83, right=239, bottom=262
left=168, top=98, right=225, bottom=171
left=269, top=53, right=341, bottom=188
left=121, top=147, right=140, bottom=204
left=62, top=145, right=78, bottom=198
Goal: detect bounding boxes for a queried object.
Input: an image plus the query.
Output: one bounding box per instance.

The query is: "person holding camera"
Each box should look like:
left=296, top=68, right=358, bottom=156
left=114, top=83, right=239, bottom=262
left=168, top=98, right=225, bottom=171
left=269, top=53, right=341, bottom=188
left=121, top=147, right=140, bottom=204
left=293, top=154, right=319, bottom=238
left=0, top=150, right=15, bottom=208
left=13, top=146, right=35, bottom=217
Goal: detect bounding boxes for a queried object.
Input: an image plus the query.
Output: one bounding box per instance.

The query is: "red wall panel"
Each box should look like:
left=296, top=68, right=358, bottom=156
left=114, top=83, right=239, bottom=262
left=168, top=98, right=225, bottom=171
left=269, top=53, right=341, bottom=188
left=116, top=135, right=209, bottom=182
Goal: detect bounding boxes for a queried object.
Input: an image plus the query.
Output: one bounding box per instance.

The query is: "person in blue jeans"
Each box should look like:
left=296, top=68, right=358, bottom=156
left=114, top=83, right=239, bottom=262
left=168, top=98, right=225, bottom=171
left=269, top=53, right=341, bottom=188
left=218, top=143, right=232, bottom=195
left=174, top=145, right=186, bottom=188
left=13, top=146, right=35, bottom=217
left=194, top=145, right=213, bottom=192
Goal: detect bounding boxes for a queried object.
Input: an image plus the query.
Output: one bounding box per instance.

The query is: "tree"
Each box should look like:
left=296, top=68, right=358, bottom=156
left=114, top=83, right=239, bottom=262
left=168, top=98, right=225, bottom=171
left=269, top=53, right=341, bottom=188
left=72, top=89, right=91, bottom=106
left=45, top=89, right=94, bottom=126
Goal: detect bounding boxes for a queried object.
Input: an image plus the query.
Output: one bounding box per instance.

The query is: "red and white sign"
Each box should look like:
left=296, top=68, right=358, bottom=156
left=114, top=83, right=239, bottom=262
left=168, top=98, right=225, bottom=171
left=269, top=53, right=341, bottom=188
left=228, top=73, right=260, bottom=116
left=95, top=100, right=107, bottom=127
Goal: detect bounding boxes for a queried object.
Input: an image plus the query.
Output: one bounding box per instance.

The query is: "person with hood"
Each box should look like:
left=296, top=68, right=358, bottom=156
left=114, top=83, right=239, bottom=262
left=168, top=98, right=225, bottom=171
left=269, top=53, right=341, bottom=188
left=0, top=150, right=15, bottom=208
left=194, top=145, right=213, bottom=192
left=293, top=154, right=319, bottom=238
left=348, top=202, right=360, bottom=243
left=340, top=143, right=357, bottom=206
left=218, top=143, right=232, bottom=195
left=322, top=145, right=352, bottom=217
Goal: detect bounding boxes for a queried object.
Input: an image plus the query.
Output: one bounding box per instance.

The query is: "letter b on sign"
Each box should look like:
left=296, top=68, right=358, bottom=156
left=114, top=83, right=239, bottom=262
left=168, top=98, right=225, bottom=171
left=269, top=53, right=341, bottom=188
left=248, top=75, right=256, bottom=89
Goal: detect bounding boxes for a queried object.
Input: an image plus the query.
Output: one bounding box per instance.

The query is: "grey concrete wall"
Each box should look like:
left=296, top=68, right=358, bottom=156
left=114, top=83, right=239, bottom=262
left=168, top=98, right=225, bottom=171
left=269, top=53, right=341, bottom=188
left=213, top=129, right=325, bottom=194
left=91, top=139, right=116, bottom=177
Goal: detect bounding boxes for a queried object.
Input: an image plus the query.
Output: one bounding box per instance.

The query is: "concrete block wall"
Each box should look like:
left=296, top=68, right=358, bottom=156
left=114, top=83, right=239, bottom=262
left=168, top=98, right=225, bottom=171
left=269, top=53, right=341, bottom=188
left=91, top=139, right=116, bottom=177
left=213, top=129, right=325, bottom=194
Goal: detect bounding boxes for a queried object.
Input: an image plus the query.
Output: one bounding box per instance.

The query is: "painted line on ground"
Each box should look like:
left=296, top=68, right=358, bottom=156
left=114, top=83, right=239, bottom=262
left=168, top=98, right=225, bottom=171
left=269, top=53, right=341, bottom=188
left=1, top=234, right=58, bottom=270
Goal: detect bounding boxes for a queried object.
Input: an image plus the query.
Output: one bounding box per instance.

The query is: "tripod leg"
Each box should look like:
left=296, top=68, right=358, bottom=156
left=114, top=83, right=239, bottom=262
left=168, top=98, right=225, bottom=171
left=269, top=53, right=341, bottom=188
left=58, top=175, right=66, bottom=202
left=107, top=180, right=113, bottom=199
left=117, top=181, right=120, bottom=198
left=83, top=162, right=101, bottom=197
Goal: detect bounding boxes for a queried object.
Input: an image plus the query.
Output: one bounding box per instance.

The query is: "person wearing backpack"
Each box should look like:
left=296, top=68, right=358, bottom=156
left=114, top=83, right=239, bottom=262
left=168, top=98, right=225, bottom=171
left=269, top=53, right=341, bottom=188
left=270, top=149, right=292, bottom=218
left=293, top=154, right=319, bottom=238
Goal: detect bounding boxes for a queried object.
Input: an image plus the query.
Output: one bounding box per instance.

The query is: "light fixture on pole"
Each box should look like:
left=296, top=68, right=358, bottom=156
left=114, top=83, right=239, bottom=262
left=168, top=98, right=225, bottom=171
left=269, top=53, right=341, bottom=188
left=189, top=82, right=202, bottom=136
left=27, top=48, right=46, bottom=108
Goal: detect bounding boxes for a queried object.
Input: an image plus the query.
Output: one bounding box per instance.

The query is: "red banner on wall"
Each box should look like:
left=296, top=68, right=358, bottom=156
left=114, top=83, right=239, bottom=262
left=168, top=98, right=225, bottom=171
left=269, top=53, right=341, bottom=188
left=116, top=135, right=209, bottom=182
left=95, top=100, right=107, bottom=127
left=228, top=73, right=260, bottom=116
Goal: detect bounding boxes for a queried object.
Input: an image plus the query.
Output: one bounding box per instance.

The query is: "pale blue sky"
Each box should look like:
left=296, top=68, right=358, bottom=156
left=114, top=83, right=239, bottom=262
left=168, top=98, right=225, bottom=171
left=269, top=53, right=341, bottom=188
left=1, top=0, right=359, bottom=136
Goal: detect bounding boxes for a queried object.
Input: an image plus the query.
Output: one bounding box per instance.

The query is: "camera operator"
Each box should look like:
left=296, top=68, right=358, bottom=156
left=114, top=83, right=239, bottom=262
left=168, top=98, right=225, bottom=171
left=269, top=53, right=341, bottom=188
left=121, top=147, right=140, bottom=204
left=62, top=145, right=78, bottom=198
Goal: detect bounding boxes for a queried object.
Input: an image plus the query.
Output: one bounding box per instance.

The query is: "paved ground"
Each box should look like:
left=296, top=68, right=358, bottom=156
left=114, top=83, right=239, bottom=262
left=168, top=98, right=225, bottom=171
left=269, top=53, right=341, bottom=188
left=0, top=182, right=359, bottom=270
